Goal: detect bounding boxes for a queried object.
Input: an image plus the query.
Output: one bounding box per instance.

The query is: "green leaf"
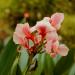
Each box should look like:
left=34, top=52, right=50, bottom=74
left=43, top=54, right=54, bottom=75
left=0, top=38, right=17, bottom=75
left=19, top=48, right=29, bottom=74
left=30, top=53, right=45, bottom=75
left=69, top=63, right=75, bottom=75
left=10, top=57, right=19, bottom=75
left=29, top=53, right=54, bottom=75
left=53, top=55, right=61, bottom=64
left=54, top=48, right=75, bottom=75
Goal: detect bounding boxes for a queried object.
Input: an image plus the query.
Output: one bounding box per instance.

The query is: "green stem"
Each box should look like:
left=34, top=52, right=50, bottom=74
left=23, top=64, right=30, bottom=75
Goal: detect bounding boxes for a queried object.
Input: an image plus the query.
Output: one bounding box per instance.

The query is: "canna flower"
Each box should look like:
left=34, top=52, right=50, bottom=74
left=13, top=23, right=35, bottom=44
left=13, top=23, right=39, bottom=54
left=13, top=23, right=27, bottom=45
left=13, top=12, right=69, bottom=57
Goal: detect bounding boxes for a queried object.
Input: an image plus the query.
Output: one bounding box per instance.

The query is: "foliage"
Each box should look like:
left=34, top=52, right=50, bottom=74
left=0, top=38, right=75, bottom=75
left=0, top=38, right=17, bottom=75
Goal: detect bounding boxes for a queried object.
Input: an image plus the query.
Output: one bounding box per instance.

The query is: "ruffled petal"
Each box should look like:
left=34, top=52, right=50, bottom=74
left=46, top=31, right=59, bottom=42
left=52, top=40, right=59, bottom=53
left=51, top=13, right=64, bottom=30
left=15, top=24, right=25, bottom=38
left=57, top=44, right=69, bottom=56
left=13, top=32, right=24, bottom=44
left=13, top=24, right=25, bottom=44
left=45, top=40, right=52, bottom=54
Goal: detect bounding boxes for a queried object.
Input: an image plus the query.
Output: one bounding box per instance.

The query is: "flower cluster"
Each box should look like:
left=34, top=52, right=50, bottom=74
left=13, top=13, right=69, bottom=57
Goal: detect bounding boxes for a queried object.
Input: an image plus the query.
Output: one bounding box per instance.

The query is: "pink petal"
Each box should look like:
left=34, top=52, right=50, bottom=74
left=57, top=44, right=69, bottom=56
left=46, top=31, right=59, bottom=42
left=36, top=19, right=55, bottom=37
left=13, top=23, right=29, bottom=48
left=13, top=32, right=29, bottom=48
left=52, top=40, right=59, bottom=53
left=15, top=24, right=25, bottom=38
left=45, top=40, right=59, bottom=57
left=23, top=23, right=31, bottom=37
left=51, top=13, right=64, bottom=30
left=36, top=24, right=47, bottom=37
left=13, top=32, right=24, bottom=44
left=45, top=40, right=52, bottom=54
left=13, top=24, right=25, bottom=44
left=42, top=19, right=56, bottom=31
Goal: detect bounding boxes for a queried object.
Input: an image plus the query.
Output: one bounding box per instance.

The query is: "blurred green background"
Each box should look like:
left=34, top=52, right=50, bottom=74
left=0, top=0, right=75, bottom=75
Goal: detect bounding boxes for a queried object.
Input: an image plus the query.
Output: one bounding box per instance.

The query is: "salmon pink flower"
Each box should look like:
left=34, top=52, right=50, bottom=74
left=13, top=23, right=37, bottom=52
left=13, top=12, right=69, bottom=57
